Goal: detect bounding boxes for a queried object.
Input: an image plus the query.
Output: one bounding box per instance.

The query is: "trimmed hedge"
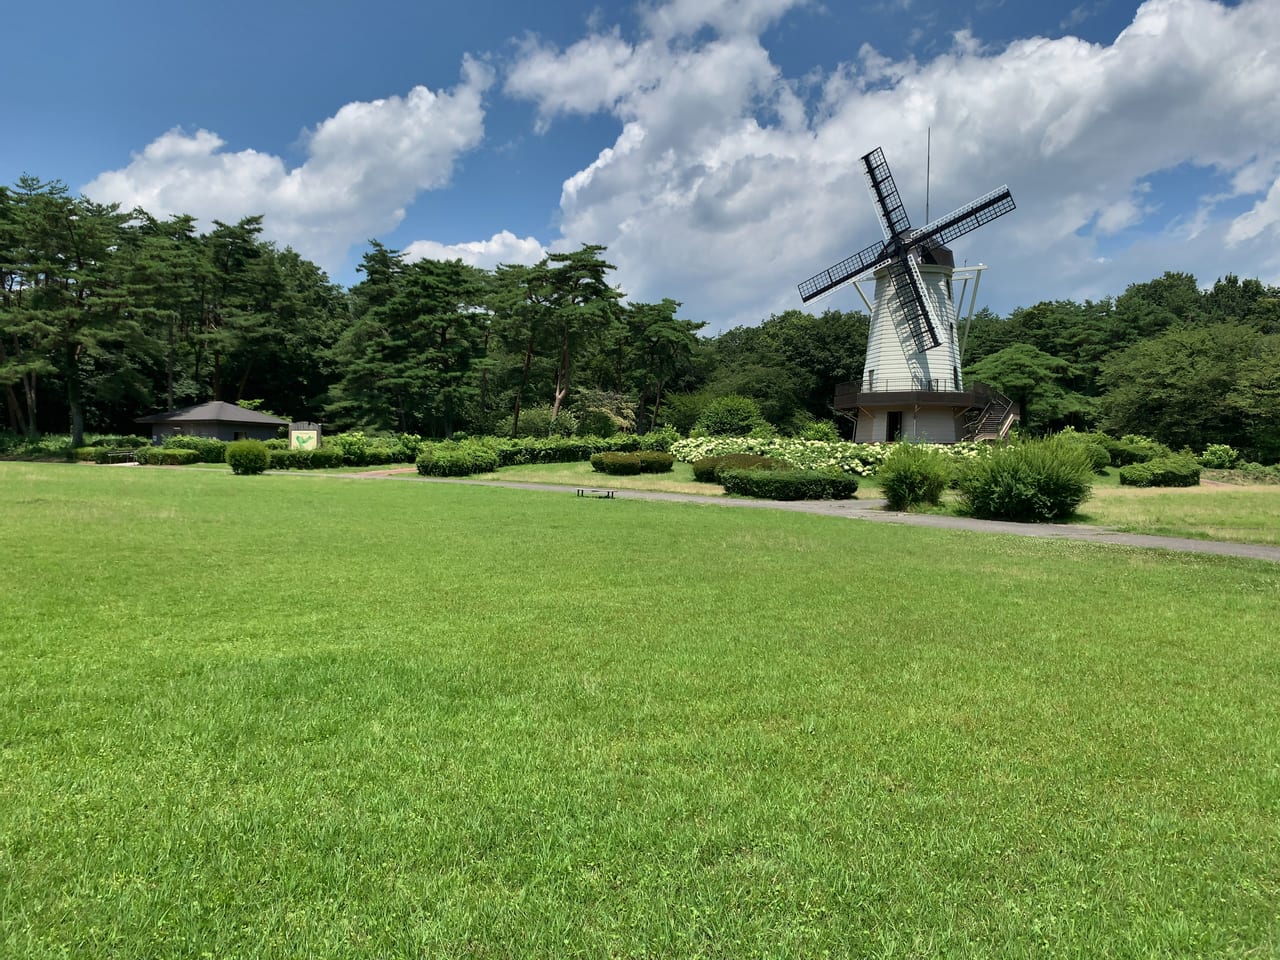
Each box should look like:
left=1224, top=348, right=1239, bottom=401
left=162, top=436, right=227, bottom=463
left=1119, top=456, right=1201, bottom=488
left=416, top=442, right=500, bottom=477
left=878, top=443, right=951, bottom=510
left=268, top=448, right=345, bottom=469
left=957, top=436, right=1094, bottom=522
left=692, top=453, right=789, bottom=483
left=226, top=440, right=269, bottom=475
left=136, top=447, right=200, bottom=466
left=720, top=468, right=858, bottom=501
left=636, top=451, right=674, bottom=473
left=590, top=452, right=643, bottom=475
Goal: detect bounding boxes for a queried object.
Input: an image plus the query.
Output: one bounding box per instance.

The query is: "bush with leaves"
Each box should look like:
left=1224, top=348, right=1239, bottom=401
left=162, top=435, right=228, bottom=463
left=879, top=443, right=952, bottom=510
left=692, top=453, right=790, bottom=483
left=691, top=395, right=769, bottom=437
left=590, top=452, right=643, bottom=475
left=636, top=451, right=674, bottom=473
left=1198, top=444, right=1239, bottom=469
left=497, top=405, right=578, bottom=439
left=957, top=436, right=1094, bottom=522
left=720, top=468, right=858, bottom=501
left=416, top=441, right=500, bottom=477
left=136, top=447, right=200, bottom=466
left=226, top=440, right=270, bottom=475
left=1119, top=456, right=1201, bottom=488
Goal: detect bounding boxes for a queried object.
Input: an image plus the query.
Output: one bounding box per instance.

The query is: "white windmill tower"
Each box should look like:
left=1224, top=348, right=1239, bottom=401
left=797, top=147, right=1017, bottom=442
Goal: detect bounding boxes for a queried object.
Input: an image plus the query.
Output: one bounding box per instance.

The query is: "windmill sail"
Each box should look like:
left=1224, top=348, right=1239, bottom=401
left=797, top=147, right=1014, bottom=356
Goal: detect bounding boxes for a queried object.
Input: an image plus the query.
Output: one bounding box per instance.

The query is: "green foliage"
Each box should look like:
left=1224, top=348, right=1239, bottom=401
left=267, top=448, right=345, bottom=469
left=498, top=405, right=579, bottom=439
left=1056, top=430, right=1112, bottom=473
left=797, top=419, right=841, bottom=442
left=589, top=452, right=643, bottom=475
left=635, top=426, right=680, bottom=451
left=1119, top=456, right=1202, bottom=488
left=1095, top=433, right=1172, bottom=466
left=720, top=468, right=859, bottom=500
left=879, top=443, right=952, bottom=510
left=691, top=453, right=790, bottom=483
left=635, top=451, right=674, bottom=473
left=1199, top=444, right=1240, bottom=469
left=225, top=439, right=269, bottom=475
left=162, top=435, right=228, bottom=463
left=957, top=436, right=1095, bottom=521
left=415, top=441, right=500, bottom=477
left=691, top=394, right=768, bottom=437
left=136, top=447, right=200, bottom=466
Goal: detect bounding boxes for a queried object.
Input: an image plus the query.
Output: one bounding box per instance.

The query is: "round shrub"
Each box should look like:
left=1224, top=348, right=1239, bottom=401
left=692, top=395, right=768, bottom=437
left=1198, top=443, right=1239, bottom=470
left=635, top=426, right=680, bottom=452
left=1119, top=456, right=1200, bottom=488
left=879, top=443, right=952, bottom=510
left=226, top=439, right=270, bottom=475
left=636, top=451, right=674, bottom=473
left=589, top=452, right=643, bottom=475
left=691, top=453, right=789, bottom=483
left=720, top=468, right=858, bottom=501
left=957, top=436, right=1094, bottom=522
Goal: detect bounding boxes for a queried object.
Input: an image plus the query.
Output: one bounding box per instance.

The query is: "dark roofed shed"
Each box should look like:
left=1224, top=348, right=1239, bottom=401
left=136, top=401, right=288, bottom=442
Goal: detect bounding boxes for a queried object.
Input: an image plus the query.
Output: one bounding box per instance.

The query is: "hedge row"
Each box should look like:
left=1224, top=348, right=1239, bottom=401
left=136, top=447, right=200, bottom=466
left=720, top=468, right=859, bottom=501
left=1118, top=456, right=1201, bottom=487
left=589, top=451, right=675, bottom=475
left=691, top=453, right=789, bottom=483
left=416, top=442, right=500, bottom=477
left=161, top=436, right=228, bottom=463
left=267, top=448, right=345, bottom=469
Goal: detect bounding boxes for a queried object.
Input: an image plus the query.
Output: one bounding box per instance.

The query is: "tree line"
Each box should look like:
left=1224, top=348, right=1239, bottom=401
left=3, top=176, right=1278, bottom=459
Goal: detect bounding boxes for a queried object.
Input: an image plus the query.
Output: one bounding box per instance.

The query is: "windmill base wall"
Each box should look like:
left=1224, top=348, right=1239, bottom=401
left=854, top=405, right=965, bottom=443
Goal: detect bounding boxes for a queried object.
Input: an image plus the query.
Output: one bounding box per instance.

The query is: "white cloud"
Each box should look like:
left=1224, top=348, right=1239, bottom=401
left=402, top=230, right=547, bottom=269
left=504, top=0, right=1280, bottom=329
left=84, top=58, right=493, bottom=271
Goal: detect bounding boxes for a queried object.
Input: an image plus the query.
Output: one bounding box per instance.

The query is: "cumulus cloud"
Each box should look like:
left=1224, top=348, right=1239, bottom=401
left=402, top=230, right=547, bottom=269
left=504, top=0, right=1280, bottom=329
left=84, top=58, right=493, bottom=270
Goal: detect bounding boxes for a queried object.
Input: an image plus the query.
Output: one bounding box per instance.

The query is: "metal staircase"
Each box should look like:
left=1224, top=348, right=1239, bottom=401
left=964, top=388, right=1019, bottom=441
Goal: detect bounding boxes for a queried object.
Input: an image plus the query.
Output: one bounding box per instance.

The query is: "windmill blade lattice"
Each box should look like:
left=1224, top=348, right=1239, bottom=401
left=885, top=257, right=940, bottom=353
left=862, top=147, right=913, bottom=239
left=797, top=238, right=894, bottom=303
left=914, top=186, right=1016, bottom=250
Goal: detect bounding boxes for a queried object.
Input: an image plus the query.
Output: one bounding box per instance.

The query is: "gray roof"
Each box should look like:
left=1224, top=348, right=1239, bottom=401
left=136, top=400, right=289, bottom=426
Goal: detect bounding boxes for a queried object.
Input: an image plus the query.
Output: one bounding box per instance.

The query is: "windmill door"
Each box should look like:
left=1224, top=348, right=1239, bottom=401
left=886, top=411, right=903, bottom=441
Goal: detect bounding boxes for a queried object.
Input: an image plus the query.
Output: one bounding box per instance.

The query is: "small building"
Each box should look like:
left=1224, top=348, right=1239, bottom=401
left=136, top=401, right=288, bottom=442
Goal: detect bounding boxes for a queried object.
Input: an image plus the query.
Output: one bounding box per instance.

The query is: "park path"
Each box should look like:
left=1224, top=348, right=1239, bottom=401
left=332, top=467, right=1280, bottom=564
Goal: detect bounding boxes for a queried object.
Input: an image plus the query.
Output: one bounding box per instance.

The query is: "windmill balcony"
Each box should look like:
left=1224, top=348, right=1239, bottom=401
left=835, top=377, right=976, bottom=411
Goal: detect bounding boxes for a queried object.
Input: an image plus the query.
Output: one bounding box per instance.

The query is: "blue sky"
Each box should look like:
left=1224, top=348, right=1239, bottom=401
left=5, top=0, right=1275, bottom=331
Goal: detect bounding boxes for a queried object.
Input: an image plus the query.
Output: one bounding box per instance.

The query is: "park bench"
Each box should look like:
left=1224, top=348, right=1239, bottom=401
left=576, top=488, right=615, bottom=499
left=105, top=449, right=139, bottom=463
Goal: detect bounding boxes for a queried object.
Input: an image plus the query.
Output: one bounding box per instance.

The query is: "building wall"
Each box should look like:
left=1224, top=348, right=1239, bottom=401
left=862, top=262, right=962, bottom=392
left=854, top=407, right=962, bottom=443
left=150, top=421, right=280, bottom=442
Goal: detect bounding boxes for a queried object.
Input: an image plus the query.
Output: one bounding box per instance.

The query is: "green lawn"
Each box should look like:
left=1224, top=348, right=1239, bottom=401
left=2, top=462, right=1278, bottom=958
left=1078, top=478, right=1280, bottom=546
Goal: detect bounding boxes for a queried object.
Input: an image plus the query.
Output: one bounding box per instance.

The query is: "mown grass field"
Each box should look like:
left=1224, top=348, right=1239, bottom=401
left=2, top=462, right=1278, bottom=958
left=1078, top=479, right=1280, bottom=546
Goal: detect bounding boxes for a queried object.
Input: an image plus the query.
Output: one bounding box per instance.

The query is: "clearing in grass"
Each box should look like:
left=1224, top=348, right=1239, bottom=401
left=1, top=462, right=1277, bottom=957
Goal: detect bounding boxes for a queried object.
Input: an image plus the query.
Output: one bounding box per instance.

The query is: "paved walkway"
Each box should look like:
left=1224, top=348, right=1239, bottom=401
left=351, top=470, right=1280, bottom=564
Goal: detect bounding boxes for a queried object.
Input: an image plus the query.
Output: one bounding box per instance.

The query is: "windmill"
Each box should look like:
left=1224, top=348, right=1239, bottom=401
left=797, top=146, right=1017, bottom=442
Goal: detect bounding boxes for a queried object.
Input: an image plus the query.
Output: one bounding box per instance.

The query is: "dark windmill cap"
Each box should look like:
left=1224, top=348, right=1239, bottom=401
left=920, top=243, right=955, bottom=267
